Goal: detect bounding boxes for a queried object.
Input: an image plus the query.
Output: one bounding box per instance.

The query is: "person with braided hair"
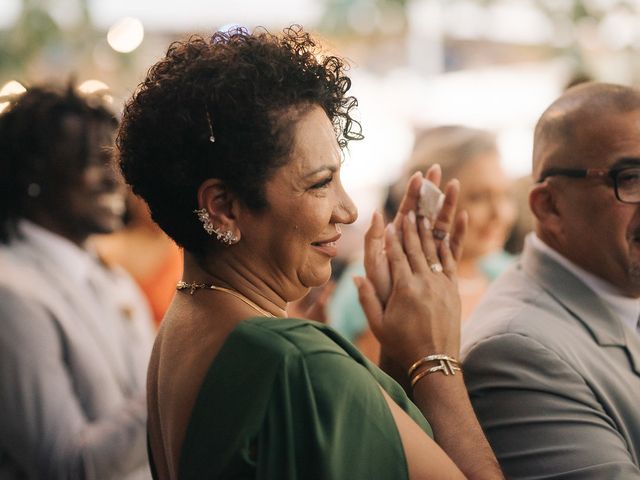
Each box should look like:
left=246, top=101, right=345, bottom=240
left=0, top=84, right=154, bottom=479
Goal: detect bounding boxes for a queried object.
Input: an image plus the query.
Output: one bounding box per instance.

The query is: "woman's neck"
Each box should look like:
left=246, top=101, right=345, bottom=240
left=182, top=251, right=289, bottom=318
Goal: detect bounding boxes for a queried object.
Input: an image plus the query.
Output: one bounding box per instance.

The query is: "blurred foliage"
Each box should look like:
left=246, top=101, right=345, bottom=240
left=3, top=0, right=640, bottom=81
left=319, top=0, right=409, bottom=35
left=0, top=0, right=96, bottom=79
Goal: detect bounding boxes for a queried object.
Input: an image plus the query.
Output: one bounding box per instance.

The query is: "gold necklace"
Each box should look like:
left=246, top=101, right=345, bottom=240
left=176, top=281, right=277, bottom=318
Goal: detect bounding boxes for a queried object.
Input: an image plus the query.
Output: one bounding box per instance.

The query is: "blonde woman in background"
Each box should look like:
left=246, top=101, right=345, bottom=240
left=330, top=126, right=517, bottom=360
left=402, top=126, right=517, bottom=321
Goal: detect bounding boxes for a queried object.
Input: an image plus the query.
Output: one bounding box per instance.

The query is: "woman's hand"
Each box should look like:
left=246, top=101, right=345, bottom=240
left=356, top=168, right=467, bottom=370
left=364, top=165, right=465, bottom=305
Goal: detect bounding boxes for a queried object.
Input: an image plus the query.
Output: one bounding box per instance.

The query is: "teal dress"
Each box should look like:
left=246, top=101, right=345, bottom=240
left=173, top=317, right=432, bottom=479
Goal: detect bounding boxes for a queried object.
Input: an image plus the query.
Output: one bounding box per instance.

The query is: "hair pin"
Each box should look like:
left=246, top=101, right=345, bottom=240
left=206, top=107, right=216, bottom=143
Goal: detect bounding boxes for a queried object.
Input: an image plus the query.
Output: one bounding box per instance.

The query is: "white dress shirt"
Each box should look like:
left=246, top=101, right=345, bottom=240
left=530, top=233, right=640, bottom=335
left=0, top=220, right=155, bottom=479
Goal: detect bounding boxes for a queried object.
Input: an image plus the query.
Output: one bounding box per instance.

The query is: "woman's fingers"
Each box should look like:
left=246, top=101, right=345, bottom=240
left=401, top=211, right=428, bottom=274
left=449, top=210, right=468, bottom=262
left=393, top=172, right=423, bottom=230
left=364, top=210, right=391, bottom=302
left=417, top=215, right=440, bottom=272
left=385, top=221, right=412, bottom=285
left=432, top=179, right=460, bottom=243
left=354, top=276, right=384, bottom=337
left=424, top=164, right=442, bottom=188
left=438, top=235, right=457, bottom=280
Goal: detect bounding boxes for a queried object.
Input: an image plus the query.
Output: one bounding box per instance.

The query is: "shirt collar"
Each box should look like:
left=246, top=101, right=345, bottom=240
left=17, top=219, right=96, bottom=285
left=530, top=233, right=640, bottom=334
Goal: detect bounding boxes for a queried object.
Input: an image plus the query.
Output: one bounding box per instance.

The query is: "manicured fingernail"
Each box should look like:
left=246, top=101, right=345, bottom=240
left=423, top=217, right=431, bottom=230
left=352, top=276, right=362, bottom=288
left=385, top=223, right=396, bottom=235
left=408, top=210, right=416, bottom=224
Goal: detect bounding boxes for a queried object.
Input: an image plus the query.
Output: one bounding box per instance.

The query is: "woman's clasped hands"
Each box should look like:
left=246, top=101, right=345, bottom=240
left=356, top=164, right=468, bottom=372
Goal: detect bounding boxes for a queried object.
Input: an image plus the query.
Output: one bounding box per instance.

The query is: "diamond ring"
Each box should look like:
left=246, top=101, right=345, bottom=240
left=429, top=262, right=444, bottom=273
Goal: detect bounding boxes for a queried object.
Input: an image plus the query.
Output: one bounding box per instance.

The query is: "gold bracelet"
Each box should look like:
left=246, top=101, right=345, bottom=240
left=410, top=362, right=462, bottom=388
left=408, top=354, right=460, bottom=378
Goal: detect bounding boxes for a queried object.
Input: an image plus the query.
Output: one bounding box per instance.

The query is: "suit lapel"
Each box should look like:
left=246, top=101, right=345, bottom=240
left=522, top=243, right=640, bottom=376
left=11, top=238, right=133, bottom=392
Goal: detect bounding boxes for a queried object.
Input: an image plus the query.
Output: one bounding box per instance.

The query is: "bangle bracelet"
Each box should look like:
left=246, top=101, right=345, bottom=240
left=408, top=354, right=460, bottom=378
left=410, top=363, right=462, bottom=387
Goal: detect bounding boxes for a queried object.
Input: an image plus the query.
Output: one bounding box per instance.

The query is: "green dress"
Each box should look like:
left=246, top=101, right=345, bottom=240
left=175, top=317, right=432, bottom=479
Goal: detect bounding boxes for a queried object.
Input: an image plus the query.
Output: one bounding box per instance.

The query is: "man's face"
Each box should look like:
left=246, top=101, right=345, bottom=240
left=550, top=110, right=640, bottom=297
left=42, top=116, right=125, bottom=244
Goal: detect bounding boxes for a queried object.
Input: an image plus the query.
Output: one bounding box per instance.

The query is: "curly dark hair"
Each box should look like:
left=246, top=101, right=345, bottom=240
left=0, top=84, right=117, bottom=243
left=117, top=25, right=363, bottom=254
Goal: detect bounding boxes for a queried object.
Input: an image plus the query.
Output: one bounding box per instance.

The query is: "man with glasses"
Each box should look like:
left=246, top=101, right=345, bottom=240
left=462, top=82, right=640, bottom=479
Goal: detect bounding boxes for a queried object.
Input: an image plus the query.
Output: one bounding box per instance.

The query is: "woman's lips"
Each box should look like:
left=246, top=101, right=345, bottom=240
left=311, top=234, right=341, bottom=257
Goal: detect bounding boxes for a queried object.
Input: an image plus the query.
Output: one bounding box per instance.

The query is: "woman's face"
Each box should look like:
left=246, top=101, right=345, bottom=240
left=455, top=152, right=516, bottom=260
left=239, top=105, right=357, bottom=300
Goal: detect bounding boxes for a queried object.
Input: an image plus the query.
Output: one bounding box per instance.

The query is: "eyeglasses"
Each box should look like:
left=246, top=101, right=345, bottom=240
left=537, top=165, right=640, bottom=204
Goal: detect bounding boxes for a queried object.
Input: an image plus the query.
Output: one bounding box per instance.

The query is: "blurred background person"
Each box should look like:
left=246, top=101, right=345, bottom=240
left=504, top=174, right=535, bottom=255
left=96, top=191, right=183, bottom=327
left=0, top=84, right=154, bottom=479
left=403, top=126, right=517, bottom=319
left=330, top=125, right=517, bottom=360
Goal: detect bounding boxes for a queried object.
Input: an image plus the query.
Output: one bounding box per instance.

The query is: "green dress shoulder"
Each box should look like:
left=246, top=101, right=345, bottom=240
left=176, top=317, right=432, bottom=479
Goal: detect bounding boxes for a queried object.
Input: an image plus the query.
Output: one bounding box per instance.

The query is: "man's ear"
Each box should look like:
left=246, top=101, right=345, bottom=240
left=529, top=181, right=563, bottom=239
left=196, top=178, right=241, bottom=242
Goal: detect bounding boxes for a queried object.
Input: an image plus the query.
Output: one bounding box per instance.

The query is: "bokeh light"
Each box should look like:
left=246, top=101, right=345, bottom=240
left=0, top=81, right=27, bottom=114
left=107, top=17, right=144, bottom=53
left=78, top=79, right=114, bottom=104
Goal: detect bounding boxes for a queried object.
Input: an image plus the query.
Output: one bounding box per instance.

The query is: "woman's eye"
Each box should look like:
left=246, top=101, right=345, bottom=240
left=311, top=176, right=333, bottom=189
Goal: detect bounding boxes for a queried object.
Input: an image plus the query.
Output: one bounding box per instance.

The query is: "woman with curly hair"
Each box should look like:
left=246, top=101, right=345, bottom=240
left=118, top=26, right=502, bottom=479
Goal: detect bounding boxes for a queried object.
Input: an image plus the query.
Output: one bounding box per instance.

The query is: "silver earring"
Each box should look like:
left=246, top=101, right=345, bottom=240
left=27, top=183, right=41, bottom=198
left=213, top=228, right=238, bottom=245
left=194, top=208, right=216, bottom=235
left=193, top=208, right=239, bottom=245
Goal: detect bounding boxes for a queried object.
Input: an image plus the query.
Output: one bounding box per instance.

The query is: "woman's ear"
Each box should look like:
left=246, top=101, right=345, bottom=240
left=196, top=179, right=241, bottom=244
left=529, top=181, right=563, bottom=240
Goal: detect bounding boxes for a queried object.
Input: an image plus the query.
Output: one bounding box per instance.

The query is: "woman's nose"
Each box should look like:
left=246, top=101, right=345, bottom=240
left=334, top=187, right=358, bottom=225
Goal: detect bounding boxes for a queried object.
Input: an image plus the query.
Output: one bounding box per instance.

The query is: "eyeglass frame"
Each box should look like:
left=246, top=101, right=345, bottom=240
left=536, top=162, right=640, bottom=204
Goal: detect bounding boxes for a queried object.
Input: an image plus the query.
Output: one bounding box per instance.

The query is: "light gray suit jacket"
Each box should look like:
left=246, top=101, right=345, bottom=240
left=462, top=241, right=640, bottom=479
left=0, top=232, right=155, bottom=479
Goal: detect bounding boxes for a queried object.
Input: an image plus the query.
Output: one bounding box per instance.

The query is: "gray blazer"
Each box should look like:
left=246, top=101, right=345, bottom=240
left=0, top=234, right=154, bottom=479
left=462, top=241, right=640, bottom=479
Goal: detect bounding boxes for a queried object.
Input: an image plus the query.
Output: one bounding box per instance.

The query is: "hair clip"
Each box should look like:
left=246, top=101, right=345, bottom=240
left=205, top=107, right=215, bottom=143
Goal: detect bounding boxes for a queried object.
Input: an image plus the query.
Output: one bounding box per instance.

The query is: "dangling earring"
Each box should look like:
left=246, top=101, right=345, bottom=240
left=193, top=208, right=239, bottom=245
left=27, top=183, right=41, bottom=198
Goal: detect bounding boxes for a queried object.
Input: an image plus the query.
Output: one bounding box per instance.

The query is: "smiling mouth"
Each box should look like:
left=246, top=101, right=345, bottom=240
left=311, top=240, right=337, bottom=247
left=310, top=234, right=341, bottom=257
left=96, top=193, right=126, bottom=216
